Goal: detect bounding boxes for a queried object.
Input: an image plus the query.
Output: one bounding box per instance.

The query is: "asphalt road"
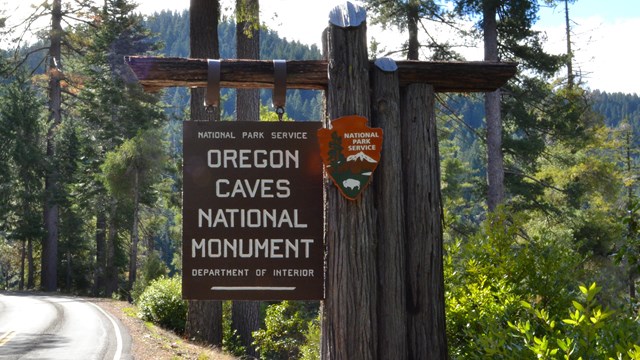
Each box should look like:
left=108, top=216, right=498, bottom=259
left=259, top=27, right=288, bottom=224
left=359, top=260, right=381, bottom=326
left=0, top=292, right=132, bottom=360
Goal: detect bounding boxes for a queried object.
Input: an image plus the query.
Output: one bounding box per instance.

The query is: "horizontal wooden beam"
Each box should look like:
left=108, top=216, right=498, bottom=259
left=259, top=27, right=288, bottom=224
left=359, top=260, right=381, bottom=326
left=124, top=56, right=517, bottom=93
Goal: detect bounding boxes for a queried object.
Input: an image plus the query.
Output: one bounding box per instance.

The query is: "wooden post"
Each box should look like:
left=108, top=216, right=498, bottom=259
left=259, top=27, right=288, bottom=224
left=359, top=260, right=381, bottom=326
left=401, top=84, right=448, bottom=359
left=232, top=0, right=261, bottom=356
left=371, top=58, right=408, bottom=360
left=322, top=3, right=377, bottom=359
left=184, top=0, right=223, bottom=347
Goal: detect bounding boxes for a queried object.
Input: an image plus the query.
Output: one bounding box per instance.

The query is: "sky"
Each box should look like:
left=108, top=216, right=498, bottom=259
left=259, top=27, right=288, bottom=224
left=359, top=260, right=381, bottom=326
left=134, top=0, right=639, bottom=95
left=6, top=0, right=639, bottom=94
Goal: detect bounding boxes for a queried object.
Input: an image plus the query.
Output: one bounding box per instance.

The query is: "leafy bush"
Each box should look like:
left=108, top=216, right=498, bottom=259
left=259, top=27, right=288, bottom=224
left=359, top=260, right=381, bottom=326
left=131, top=251, right=168, bottom=302
left=253, top=301, right=318, bottom=360
left=510, top=282, right=640, bottom=360
left=299, top=313, right=320, bottom=360
left=136, top=276, right=186, bottom=333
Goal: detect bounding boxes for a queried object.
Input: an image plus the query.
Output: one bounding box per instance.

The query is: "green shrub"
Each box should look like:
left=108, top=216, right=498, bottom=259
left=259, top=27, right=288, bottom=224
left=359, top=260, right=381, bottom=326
left=299, top=313, right=320, bottom=360
left=136, top=276, right=186, bottom=333
left=510, top=282, right=640, bottom=360
left=131, top=251, right=168, bottom=302
left=253, top=301, right=317, bottom=360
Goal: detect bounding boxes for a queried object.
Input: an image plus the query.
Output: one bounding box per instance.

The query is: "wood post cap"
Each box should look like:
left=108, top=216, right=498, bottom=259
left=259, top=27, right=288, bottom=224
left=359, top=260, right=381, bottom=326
left=329, top=1, right=366, bottom=28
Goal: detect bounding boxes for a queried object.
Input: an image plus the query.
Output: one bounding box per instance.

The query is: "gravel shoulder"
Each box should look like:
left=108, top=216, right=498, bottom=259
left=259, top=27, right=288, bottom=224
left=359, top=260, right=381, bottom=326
left=91, top=298, right=236, bottom=360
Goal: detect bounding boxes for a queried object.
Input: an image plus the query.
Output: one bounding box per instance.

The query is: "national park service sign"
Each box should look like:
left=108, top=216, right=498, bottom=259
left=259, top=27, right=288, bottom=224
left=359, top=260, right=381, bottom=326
left=318, top=115, right=383, bottom=200
left=182, top=121, right=324, bottom=300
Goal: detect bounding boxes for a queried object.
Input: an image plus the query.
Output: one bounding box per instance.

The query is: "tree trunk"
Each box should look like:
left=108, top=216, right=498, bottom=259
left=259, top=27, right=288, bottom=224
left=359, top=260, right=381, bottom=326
left=128, top=169, right=140, bottom=293
left=42, top=0, right=62, bottom=292
left=19, top=241, right=25, bottom=291
left=233, top=1, right=261, bottom=357
left=407, top=1, right=420, bottom=60
left=401, top=83, right=448, bottom=359
left=564, top=0, right=574, bottom=89
left=232, top=301, right=260, bottom=356
left=95, top=211, right=106, bottom=296
left=66, top=251, right=72, bottom=292
left=371, top=61, right=408, bottom=360
left=483, top=1, right=504, bottom=211
left=626, top=130, right=636, bottom=300
left=322, top=4, right=378, bottom=359
left=105, top=200, right=119, bottom=297
left=27, top=239, right=34, bottom=289
left=189, top=0, right=220, bottom=122
left=186, top=300, right=223, bottom=345
left=185, top=0, right=223, bottom=346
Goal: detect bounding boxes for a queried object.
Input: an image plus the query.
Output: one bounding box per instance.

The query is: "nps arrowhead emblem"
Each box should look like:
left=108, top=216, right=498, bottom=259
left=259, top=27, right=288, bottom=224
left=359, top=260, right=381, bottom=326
left=317, top=115, right=383, bottom=200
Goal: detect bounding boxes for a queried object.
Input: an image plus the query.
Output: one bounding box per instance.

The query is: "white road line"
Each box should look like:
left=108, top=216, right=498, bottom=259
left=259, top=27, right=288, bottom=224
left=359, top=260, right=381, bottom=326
left=211, top=286, right=296, bottom=291
left=88, top=302, right=123, bottom=360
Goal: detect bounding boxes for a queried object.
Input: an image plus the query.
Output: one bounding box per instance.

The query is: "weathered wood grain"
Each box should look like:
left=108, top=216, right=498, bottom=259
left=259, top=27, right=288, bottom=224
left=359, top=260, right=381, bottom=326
left=321, top=5, right=378, bottom=360
left=371, top=61, right=408, bottom=360
left=124, top=56, right=517, bottom=93
left=401, top=84, right=448, bottom=359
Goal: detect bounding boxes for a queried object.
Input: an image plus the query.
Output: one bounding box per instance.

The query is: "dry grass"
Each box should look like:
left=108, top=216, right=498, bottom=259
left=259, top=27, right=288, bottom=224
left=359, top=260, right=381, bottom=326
left=91, top=298, right=237, bottom=360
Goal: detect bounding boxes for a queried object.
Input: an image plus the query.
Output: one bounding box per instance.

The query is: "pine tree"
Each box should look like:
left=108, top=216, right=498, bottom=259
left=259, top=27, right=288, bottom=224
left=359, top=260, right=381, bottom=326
left=77, top=0, right=165, bottom=296
left=0, top=72, right=45, bottom=291
left=41, top=0, right=63, bottom=292
left=454, top=0, right=566, bottom=210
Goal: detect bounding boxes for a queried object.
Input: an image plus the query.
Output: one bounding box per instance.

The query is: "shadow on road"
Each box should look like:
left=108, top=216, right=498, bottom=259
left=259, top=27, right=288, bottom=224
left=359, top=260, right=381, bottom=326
left=0, top=332, right=70, bottom=357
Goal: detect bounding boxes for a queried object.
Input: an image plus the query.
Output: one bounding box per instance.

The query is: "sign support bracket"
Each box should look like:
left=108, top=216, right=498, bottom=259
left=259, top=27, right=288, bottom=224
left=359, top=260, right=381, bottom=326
left=273, top=59, right=287, bottom=121
left=205, top=59, right=221, bottom=115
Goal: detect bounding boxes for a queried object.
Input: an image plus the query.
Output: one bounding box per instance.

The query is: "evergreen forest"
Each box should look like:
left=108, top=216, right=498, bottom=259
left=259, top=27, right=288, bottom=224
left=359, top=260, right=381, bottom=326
left=0, top=1, right=639, bottom=359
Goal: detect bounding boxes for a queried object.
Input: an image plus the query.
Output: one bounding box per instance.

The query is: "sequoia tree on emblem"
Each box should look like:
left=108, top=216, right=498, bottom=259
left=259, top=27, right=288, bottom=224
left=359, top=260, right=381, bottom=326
left=318, top=115, right=383, bottom=200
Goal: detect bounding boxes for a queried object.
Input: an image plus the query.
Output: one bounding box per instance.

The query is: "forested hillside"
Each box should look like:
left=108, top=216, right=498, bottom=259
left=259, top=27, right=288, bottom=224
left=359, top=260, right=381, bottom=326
left=145, top=10, right=323, bottom=121
left=1, top=1, right=639, bottom=359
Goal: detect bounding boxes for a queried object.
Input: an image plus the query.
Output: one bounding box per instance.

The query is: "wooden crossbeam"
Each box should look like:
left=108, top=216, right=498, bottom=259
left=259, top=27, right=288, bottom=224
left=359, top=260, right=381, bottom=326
left=124, top=56, right=517, bottom=93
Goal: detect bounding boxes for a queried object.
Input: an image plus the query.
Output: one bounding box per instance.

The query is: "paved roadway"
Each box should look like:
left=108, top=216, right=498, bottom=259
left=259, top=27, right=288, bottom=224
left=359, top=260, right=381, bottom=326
left=0, top=292, right=132, bottom=360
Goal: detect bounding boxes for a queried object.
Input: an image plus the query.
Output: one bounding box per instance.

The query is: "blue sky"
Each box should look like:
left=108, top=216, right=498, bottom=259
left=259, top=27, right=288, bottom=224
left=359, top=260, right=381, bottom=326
left=136, top=0, right=638, bottom=94
left=8, top=0, right=637, bottom=94
left=534, top=0, right=639, bottom=94
left=538, top=0, right=640, bottom=26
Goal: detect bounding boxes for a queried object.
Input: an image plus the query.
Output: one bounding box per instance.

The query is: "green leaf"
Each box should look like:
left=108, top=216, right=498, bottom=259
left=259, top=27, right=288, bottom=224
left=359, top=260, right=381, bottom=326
left=520, top=300, right=533, bottom=309
left=572, top=301, right=585, bottom=312
left=579, top=285, right=588, bottom=294
left=557, top=339, right=569, bottom=352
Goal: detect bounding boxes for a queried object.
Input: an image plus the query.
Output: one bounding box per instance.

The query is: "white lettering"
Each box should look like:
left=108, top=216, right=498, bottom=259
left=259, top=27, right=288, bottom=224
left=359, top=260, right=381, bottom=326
left=190, top=238, right=315, bottom=258
left=213, top=179, right=290, bottom=198
left=199, top=208, right=307, bottom=228
left=207, top=149, right=299, bottom=169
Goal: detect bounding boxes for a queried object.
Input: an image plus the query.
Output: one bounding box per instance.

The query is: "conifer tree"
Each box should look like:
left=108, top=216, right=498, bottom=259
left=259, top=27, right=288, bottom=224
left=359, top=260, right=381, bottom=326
left=78, top=0, right=165, bottom=296
left=0, top=72, right=45, bottom=291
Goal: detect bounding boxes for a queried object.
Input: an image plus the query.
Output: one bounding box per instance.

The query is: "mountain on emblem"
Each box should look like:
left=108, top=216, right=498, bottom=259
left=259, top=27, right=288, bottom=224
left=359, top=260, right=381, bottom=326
left=347, top=151, right=377, bottom=163
left=317, top=115, right=383, bottom=200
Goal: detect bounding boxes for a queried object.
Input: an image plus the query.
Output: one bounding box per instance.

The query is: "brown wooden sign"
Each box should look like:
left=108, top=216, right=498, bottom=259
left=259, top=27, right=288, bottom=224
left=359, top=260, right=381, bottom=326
left=318, top=115, right=383, bottom=200
left=182, top=121, right=324, bottom=300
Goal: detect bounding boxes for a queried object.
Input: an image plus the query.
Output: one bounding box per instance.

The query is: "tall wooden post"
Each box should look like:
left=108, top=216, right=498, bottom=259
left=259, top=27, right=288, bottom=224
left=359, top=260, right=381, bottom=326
left=401, top=84, right=448, bottom=359
left=371, top=58, right=408, bottom=360
left=233, top=0, right=261, bottom=356
left=322, top=3, right=378, bottom=359
left=185, top=0, right=223, bottom=346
